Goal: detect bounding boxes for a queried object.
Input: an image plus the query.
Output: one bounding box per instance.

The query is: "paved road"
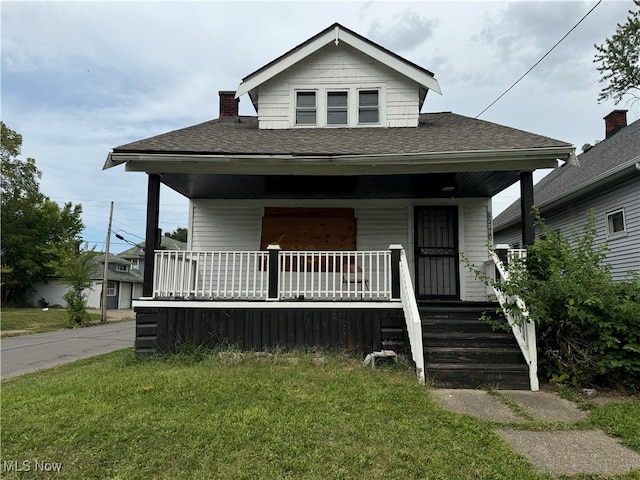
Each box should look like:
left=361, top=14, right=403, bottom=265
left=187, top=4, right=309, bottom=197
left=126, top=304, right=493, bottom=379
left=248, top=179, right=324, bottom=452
left=1, top=321, right=135, bottom=380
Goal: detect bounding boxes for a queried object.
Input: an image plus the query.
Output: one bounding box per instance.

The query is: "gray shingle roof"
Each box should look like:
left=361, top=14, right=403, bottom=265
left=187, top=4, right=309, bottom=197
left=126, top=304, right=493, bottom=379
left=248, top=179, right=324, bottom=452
left=112, top=112, right=572, bottom=157
left=118, top=236, right=187, bottom=259
left=89, top=253, right=143, bottom=283
left=494, top=117, right=640, bottom=229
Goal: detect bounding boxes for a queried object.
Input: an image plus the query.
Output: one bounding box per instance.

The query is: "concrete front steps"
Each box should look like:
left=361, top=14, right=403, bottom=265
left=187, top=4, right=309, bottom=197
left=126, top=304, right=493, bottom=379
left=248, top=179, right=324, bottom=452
left=421, top=302, right=530, bottom=389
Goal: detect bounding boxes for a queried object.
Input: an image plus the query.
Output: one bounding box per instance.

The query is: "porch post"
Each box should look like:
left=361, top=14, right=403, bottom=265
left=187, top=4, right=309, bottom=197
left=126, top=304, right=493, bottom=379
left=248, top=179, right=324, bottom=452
left=143, top=174, right=161, bottom=298
left=267, top=245, right=281, bottom=301
left=389, top=245, right=401, bottom=300
left=520, top=171, right=535, bottom=247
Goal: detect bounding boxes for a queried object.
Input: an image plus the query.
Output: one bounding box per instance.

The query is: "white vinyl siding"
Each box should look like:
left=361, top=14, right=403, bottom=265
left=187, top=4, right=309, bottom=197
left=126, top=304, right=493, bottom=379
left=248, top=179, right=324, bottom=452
left=256, top=43, right=420, bottom=129
left=458, top=201, right=493, bottom=301
left=190, top=201, right=263, bottom=251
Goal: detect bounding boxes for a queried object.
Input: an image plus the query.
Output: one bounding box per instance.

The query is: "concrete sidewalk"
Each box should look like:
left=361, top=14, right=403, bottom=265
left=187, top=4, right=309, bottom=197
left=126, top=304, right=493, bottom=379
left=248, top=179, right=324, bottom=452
left=1, top=320, right=135, bottom=379
left=432, top=388, right=640, bottom=476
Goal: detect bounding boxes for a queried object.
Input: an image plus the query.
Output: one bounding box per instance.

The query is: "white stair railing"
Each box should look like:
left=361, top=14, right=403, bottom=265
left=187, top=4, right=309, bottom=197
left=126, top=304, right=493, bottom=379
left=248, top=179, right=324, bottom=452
left=397, top=247, right=425, bottom=384
left=488, top=250, right=539, bottom=391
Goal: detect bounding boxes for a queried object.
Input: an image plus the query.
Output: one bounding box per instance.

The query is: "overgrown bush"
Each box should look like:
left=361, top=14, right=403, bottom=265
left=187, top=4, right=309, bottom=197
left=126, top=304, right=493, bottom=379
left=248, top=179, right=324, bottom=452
left=62, top=288, right=89, bottom=326
left=488, top=210, right=640, bottom=392
left=55, top=244, right=97, bottom=327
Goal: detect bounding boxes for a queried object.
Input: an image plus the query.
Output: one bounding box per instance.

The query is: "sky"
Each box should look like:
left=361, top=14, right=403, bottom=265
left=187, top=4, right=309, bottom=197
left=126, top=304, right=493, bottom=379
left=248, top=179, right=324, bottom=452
left=2, top=0, right=638, bottom=254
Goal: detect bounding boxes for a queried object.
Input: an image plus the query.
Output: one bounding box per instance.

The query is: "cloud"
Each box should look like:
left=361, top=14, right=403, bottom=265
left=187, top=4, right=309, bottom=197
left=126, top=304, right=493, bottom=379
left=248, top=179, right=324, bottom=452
left=367, top=10, right=436, bottom=53
left=473, top=1, right=632, bottom=91
left=2, top=1, right=638, bottom=250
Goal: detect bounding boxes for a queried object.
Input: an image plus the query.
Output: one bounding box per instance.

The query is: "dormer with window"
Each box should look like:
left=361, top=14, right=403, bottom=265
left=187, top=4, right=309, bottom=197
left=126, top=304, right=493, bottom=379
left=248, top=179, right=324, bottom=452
left=235, top=23, right=441, bottom=129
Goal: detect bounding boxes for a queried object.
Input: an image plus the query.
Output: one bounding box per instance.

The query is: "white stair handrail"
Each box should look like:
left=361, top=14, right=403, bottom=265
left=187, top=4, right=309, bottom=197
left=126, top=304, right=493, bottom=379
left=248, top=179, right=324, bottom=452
left=397, top=247, right=425, bottom=384
left=489, top=250, right=539, bottom=391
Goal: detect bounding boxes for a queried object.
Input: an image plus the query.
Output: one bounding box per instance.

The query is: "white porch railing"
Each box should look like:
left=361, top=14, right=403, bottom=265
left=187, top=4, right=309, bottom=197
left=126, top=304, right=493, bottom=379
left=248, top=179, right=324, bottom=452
left=277, top=250, right=391, bottom=300
left=154, top=251, right=270, bottom=300
left=486, top=248, right=539, bottom=391
left=153, top=250, right=394, bottom=301
left=398, top=247, right=425, bottom=384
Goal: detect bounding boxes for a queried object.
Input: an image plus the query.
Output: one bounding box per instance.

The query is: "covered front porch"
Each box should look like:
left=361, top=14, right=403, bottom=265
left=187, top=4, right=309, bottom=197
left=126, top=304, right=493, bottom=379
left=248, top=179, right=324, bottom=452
left=134, top=243, right=538, bottom=390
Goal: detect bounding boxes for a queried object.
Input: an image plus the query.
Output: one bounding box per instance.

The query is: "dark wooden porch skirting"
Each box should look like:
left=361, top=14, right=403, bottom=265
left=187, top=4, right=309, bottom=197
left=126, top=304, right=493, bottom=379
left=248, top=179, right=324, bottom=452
left=134, top=302, right=408, bottom=356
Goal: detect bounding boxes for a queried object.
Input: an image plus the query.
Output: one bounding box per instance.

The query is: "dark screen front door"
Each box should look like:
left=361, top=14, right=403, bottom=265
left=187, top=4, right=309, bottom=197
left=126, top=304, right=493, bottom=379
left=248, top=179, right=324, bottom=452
left=414, top=206, right=460, bottom=300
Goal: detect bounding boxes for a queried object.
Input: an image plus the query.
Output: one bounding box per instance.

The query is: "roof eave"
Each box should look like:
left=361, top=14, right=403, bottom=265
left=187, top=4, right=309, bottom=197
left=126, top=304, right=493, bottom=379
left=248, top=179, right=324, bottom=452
left=108, top=146, right=574, bottom=176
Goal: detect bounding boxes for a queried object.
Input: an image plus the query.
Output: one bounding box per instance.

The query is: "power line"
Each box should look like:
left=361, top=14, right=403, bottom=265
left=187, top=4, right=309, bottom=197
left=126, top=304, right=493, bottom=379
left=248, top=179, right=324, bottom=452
left=475, top=0, right=603, bottom=119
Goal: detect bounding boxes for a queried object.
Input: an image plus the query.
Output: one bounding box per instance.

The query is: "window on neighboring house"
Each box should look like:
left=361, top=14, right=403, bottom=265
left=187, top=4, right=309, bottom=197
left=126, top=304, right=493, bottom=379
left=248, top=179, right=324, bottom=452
left=358, top=90, right=379, bottom=124
left=606, top=209, right=626, bottom=237
left=132, top=259, right=140, bottom=271
left=107, top=282, right=116, bottom=296
left=116, top=264, right=128, bottom=272
left=327, top=91, right=348, bottom=125
left=296, top=91, right=316, bottom=125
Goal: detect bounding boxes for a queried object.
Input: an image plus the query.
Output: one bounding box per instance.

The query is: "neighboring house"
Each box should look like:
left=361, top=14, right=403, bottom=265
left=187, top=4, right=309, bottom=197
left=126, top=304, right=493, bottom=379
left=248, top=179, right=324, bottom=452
left=89, top=253, right=144, bottom=310
left=118, top=233, right=187, bottom=300
left=28, top=253, right=143, bottom=310
left=104, top=23, right=576, bottom=389
left=494, top=110, right=640, bottom=282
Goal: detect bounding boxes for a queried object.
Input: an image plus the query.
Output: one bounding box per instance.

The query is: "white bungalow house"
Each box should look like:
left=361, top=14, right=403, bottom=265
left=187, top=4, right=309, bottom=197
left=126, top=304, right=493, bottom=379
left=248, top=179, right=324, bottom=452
left=494, top=110, right=640, bottom=282
left=104, top=23, right=576, bottom=389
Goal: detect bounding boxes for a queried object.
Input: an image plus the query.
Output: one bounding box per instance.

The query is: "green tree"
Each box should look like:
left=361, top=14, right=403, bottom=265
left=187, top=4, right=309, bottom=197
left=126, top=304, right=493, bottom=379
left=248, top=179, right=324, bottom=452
left=56, top=243, right=98, bottom=326
left=594, top=0, right=640, bottom=104
left=1, top=122, right=84, bottom=305
left=170, top=227, right=188, bottom=243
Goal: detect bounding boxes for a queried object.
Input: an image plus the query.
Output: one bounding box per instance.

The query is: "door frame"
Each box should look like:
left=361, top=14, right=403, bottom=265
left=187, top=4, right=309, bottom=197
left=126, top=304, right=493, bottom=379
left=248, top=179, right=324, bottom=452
left=413, top=205, right=461, bottom=300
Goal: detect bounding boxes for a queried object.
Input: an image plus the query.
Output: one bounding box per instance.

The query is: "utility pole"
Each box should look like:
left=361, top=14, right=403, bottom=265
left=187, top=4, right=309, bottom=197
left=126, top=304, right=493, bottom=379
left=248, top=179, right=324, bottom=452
left=101, top=201, right=114, bottom=323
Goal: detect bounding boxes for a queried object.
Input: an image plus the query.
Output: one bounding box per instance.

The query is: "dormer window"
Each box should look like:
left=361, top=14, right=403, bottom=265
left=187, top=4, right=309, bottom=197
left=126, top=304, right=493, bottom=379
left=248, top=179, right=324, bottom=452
left=291, top=85, right=384, bottom=128
left=358, top=90, right=379, bottom=124
left=327, top=91, right=348, bottom=125
left=296, top=91, right=316, bottom=125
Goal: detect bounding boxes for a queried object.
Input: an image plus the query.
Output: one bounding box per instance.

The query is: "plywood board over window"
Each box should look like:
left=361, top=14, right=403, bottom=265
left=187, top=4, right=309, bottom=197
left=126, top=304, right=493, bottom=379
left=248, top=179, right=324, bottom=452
left=260, top=207, right=356, bottom=251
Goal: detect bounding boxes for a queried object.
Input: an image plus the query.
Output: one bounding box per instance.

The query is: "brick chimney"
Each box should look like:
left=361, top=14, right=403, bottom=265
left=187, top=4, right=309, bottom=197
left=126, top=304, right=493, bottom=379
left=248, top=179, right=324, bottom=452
left=604, top=110, right=627, bottom=139
left=219, top=91, right=239, bottom=118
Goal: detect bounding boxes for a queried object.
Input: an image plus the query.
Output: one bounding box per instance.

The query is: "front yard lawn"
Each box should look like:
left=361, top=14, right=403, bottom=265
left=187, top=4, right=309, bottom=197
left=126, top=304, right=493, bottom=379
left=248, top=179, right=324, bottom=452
left=2, top=349, right=638, bottom=479
left=1, top=349, right=542, bottom=480
left=0, top=308, right=132, bottom=337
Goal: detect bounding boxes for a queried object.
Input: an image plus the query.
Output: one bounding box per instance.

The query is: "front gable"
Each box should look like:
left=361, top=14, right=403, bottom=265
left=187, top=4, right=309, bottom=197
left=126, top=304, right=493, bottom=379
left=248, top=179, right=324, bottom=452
left=236, top=23, right=441, bottom=129
left=255, top=42, right=424, bottom=129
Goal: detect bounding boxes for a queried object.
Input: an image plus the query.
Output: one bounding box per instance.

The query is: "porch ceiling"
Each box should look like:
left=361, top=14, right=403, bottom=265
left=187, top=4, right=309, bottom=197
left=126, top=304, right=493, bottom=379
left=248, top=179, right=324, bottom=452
left=158, top=171, right=520, bottom=199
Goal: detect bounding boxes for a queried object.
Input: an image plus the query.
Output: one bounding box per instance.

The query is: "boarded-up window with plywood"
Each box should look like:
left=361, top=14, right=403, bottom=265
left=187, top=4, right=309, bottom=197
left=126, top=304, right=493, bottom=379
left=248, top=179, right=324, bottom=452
left=260, top=207, right=356, bottom=251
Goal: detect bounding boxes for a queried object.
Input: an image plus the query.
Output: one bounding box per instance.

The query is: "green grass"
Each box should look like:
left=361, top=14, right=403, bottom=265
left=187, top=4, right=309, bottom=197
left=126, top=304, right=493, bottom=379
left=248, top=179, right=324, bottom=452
left=2, top=349, right=638, bottom=480
left=586, top=401, right=640, bottom=452
left=2, top=349, right=547, bottom=480
left=0, top=308, right=130, bottom=337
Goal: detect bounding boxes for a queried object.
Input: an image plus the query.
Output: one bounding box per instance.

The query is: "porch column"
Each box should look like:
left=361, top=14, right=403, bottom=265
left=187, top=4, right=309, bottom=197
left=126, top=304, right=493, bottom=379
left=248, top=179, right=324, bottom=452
left=520, top=171, right=535, bottom=247
left=389, top=245, right=401, bottom=300
left=143, top=174, right=161, bottom=297
left=267, top=245, right=281, bottom=301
